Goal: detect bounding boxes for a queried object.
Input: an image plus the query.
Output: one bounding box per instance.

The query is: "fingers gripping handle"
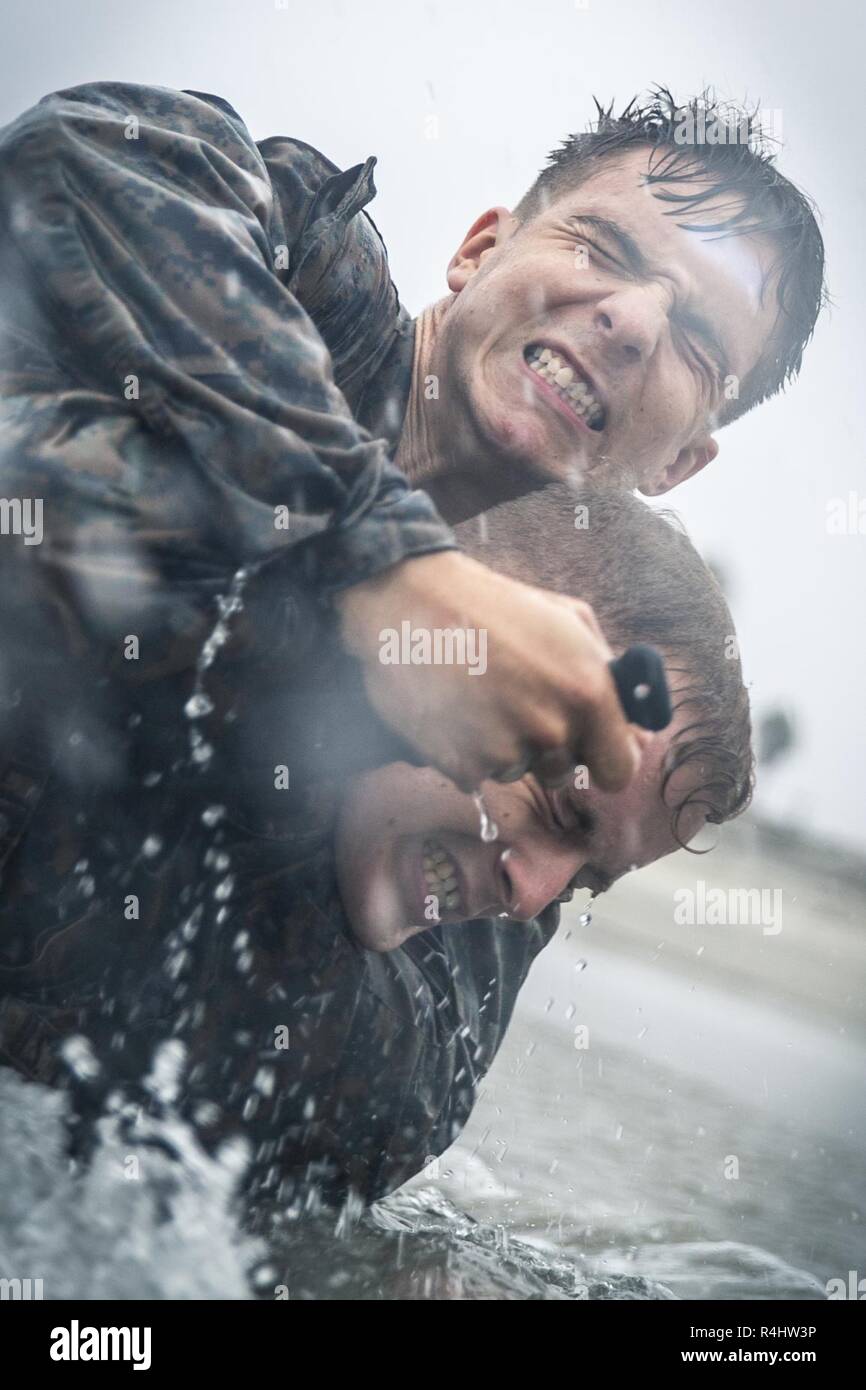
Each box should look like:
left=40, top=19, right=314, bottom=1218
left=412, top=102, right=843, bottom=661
left=609, top=644, right=672, bottom=732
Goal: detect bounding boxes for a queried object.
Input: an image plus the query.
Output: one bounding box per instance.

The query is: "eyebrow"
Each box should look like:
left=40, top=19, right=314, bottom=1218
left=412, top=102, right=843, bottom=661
left=574, top=214, right=731, bottom=377
left=574, top=214, right=649, bottom=275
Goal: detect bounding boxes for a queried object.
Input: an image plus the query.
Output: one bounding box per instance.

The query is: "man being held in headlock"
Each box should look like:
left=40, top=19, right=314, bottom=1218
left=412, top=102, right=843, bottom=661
left=0, top=82, right=817, bottom=1202
left=0, top=484, right=751, bottom=1208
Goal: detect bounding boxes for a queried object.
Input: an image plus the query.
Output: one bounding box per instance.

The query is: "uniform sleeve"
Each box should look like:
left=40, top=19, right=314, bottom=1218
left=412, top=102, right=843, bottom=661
left=0, top=82, right=455, bottom=681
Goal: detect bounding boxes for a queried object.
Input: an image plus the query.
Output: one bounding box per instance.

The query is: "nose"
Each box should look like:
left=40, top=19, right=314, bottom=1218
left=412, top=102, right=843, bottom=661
left=495, top=843, right=582, bottom=922
left=593, top=282, right=672, bottom=365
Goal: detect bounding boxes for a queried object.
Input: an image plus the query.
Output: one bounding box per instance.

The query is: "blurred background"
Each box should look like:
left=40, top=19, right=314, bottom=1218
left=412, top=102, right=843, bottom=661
left=0, top=0, right=862, bottom=1298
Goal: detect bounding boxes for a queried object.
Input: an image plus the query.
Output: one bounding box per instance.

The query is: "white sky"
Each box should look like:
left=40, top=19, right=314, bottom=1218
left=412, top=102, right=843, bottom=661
left=2, top=0, right=863, bottom=850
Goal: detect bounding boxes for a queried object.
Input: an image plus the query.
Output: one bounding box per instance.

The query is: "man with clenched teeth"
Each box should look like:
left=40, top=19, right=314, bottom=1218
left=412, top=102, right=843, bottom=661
left=0, top=82, right=823, bottom=806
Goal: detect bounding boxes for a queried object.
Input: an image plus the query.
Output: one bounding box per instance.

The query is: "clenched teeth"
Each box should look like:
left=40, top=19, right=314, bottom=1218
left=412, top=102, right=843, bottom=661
left=422, top=839, right=462, bottom=913
left=525, top=344, right=605, bottom=429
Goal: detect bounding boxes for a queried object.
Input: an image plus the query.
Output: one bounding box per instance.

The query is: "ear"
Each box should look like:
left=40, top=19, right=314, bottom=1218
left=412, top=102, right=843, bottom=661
left=446, top=206, right=515, bottom=292
left=638, top=435, right=719, bottom=497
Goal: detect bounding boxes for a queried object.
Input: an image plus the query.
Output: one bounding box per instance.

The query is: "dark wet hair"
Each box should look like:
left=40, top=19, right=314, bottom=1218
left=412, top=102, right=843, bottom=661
left=514, top=88, right=827, bottom=426
left=459, top=484, right=753, bottom=846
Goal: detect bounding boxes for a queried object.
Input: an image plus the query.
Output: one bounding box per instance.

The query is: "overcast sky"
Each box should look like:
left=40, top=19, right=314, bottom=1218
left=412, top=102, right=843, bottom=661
left=2, top=0, right=863, bottom=850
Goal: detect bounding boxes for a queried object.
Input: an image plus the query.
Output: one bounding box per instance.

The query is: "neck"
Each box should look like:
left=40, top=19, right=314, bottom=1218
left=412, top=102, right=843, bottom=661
left=395, top=298, right=547, bottom=525
left=394, top=298, right=453, bottom=491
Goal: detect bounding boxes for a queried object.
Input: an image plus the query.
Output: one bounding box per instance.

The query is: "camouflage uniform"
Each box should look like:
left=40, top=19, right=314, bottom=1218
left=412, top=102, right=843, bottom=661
left=0, top=83, right=558, bottom=1206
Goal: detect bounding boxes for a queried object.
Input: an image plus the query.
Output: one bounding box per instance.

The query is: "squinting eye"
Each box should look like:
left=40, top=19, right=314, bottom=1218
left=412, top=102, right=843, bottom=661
left=550, top=792, right=594, bottom=838
left=683, top=335, right=722, bottom=388
left=577, top=238, right=626, bottom=273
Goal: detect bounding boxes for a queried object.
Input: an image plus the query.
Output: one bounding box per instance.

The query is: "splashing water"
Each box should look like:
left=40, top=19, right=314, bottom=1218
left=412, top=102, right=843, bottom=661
left=160, top=571, right=251, bottom=1057
left=472, top=791, right=499, bottom=843
left=183, top=568, right=249, bottom=773
left=0, top=1060, right=263, bottom=1300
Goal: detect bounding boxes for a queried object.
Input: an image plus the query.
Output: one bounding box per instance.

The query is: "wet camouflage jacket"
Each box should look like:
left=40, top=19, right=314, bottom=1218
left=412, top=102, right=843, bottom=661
left=0, top=83, right=558, bottom=1205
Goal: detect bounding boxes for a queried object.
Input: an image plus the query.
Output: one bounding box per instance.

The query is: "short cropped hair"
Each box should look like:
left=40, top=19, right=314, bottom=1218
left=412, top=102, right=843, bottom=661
left=460, top=483, right=753, bottom=845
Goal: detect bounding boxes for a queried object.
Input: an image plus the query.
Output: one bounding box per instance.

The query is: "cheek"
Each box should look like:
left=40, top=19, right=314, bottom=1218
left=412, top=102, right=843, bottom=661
left=347, top=766, right=479, bottom=850
left=466, top=255, right=587, bottom=334
left=630, top=369, right=695, bottom=439
left=480, top=782, right=537, bottom=836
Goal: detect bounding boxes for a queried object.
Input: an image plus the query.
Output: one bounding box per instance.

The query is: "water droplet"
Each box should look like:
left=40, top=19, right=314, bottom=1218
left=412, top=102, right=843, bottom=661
left=202, top=804, right=226, bottom=827
left=142, top=835, right=163, bottom=858
left=165, top=948, right=190, bottom=980
left=184, top=691, right=214, bottom=720
left=254, top=1067, right=275, bottom=1096
left=60, top=1034, right=101, bottom=1082
left=214, top=875, right=235, bottom=902
left=579, top=910, right=592, bottom=927
left=194, top=1101, right=222, bottom=1128
left=574, top=958, right=587, bottom=972
left=144, top=1039, right=187, bottom=1106
left=181, top=909, right=202, bottom=941
left=472, top=790, right=499, bottom=842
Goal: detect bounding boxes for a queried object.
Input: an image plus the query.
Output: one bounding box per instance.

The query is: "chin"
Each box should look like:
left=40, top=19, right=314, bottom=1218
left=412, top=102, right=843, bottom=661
left=339, top=859, right=417, bottom=953
left=481, top=399, right=586, bottom=482
left=348, top=913, right=419, bottom=953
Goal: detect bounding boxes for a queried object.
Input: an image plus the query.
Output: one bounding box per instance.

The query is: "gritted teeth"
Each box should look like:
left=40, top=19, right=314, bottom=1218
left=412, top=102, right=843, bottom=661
left=524, top=344, right=605, bottom=430
left=422, top=838, right=462, bottom=913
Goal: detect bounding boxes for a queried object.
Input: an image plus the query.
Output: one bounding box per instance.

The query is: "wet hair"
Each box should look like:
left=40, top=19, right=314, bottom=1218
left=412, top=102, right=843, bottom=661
left=459, top=484, right=753, bottom=846
left=513, top=88, right=828, bottom=427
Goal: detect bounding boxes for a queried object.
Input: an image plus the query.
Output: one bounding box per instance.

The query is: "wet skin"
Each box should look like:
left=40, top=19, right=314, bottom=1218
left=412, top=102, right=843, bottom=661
left=407, top=146, right=781, bottom=517
left=334, top=705, right=705, bottom=951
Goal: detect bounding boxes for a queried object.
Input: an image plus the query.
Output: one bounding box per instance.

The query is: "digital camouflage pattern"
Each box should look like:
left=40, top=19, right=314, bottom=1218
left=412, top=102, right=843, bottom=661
left=0, top=83, right=558, bottom=1206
